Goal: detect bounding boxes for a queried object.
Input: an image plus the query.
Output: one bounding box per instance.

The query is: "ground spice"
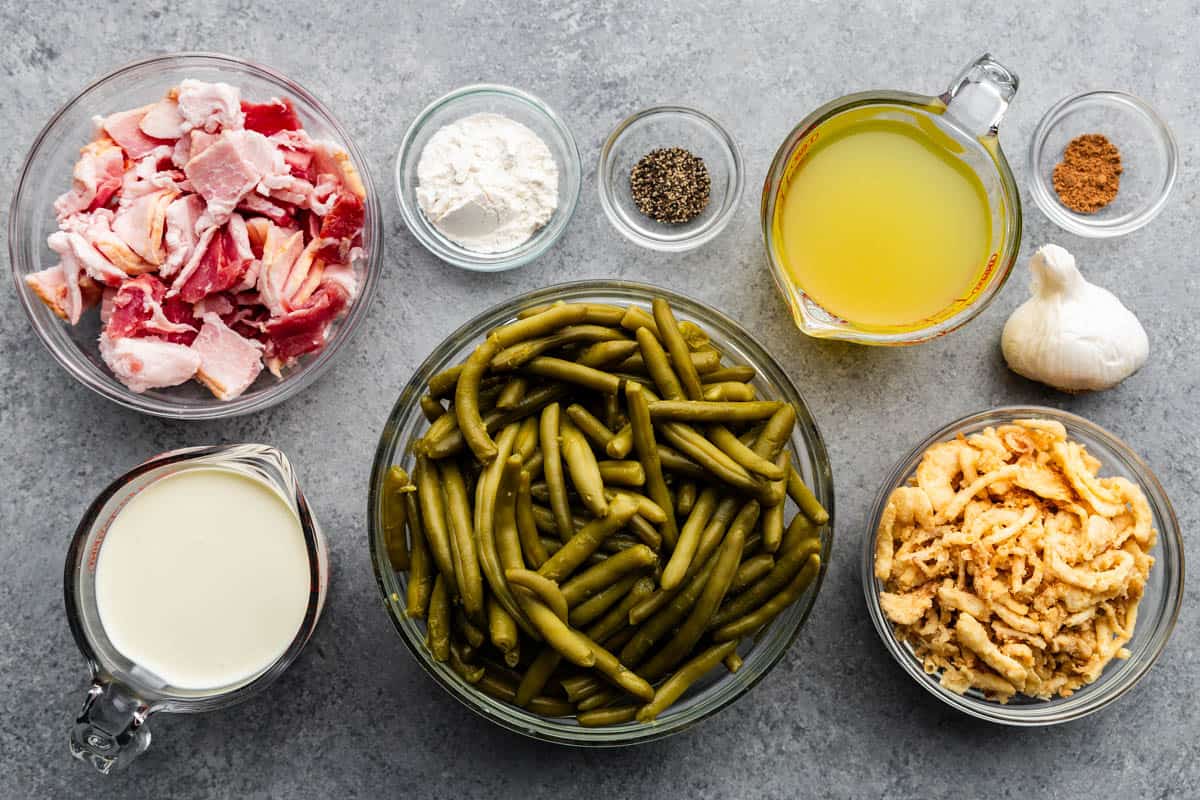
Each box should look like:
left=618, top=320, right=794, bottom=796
left=1052, top=134, right=1123, bottom=214
left=630, top=147, right=710, bottom=223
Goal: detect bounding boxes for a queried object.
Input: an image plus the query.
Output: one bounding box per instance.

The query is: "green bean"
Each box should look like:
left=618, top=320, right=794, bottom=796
left=449, top=643, right=485, bottom=684
left=488, top=595, right=520, bottom=665
left=634, top=326, right=684, bottom=401
left=781, top=508, right=819, bottom=553
left=514, top=590, right=595, bottom=667
left=560, top=674, right=603, bottom=703
left=455, top=337, right=502, bottom=462
left=659, top=422, right=763, bottom=498
left=439, top=460, right=485, bottom=621
left=788, top=466, right=829, bottom=525
left=516, top=647, right=561, bottom=707
left=427, top=364, right=463, bottom=399
left=469, top=430, right=532, bottom=633
left=516, top=302, right=624, bottom=326
left=702, top=365, right=756, bottom=384
left=523, top=449, right=544, bottom=480
left=723, top=651, right=744, bottom=673
left=652, top=298, right=704, bottom=400
left=426, top=384, right=570, bottom=459
left=576, top=688, right=619, bottom=711
left=491, top=325, right=629, bottom=371
left=660, top=487, right=719, bottom=590
left=493, top=303, right=589, bottom=348
left=419, top=394, right=446, bottom=423
left=515, top=470, right=549, bottom=568
left=760, top=453, right=789, bottom=551
left=540, top=403, right=574, bottom=541
left=587, top=576, right=656, bottom=644
left=602, top=391, right=625, bottom=431
left=495, top=456, right=525, bottom=572
left=524, top=356, right=622, bottom=394
left=496, top=376, right=528, bottom=409
left=561, top=544, right=657, bottom=606
left=617, top=349, right=721, bottom=376
left=537, top=494, right=640, bottom=581
left=426, top=574, right=450, bottom=661
left=676, top=480, right=698, bottom=516
left=676, top=319, right=712, bottom=351
left=627, top=513, right=663, bottom=551
left=620, top=304, right=661, bottom=338
left=701, top=382, right=756, bottom=402
left=648, top=400, right=782, bottom=424
left=565, top=403, right=615, bottom=449
left=568, top=573, right=640, bottom=628
left=514, top=416, right=540, bottom=461
left=605, top=424, right=635, bottom=459
left=621, top=554, right=718, bottom=666
left=710, top=529, right=821, bottom=628
left=505, top=568, right=569, bottom=622
left=626, top=381, right=679, bottom=548
left=403, top=475, right=433, bottom=618
left=589, top=642, right=654, bottom=702
left=597, top=460, right=644, bottom=487
left=605, top=488, right=665, bottom=524
left=731, top=554, right=776, bottom=593
left=638, top=502, right=749, bottom=680
left=415, top=455, right=458, bottom=596
left=752, top=404, right=796, bottom=463
left=382, top=466, right=412, bottom=570
left=560, top=416, right=608, bottom=517
left=454, top=608, right=486, bottom=648
left=477, top=670, right=575, bottom=717
left=714, top=553, right=820, bottom=641
left=577, top=339, right=641, bottom=369
left=577, top=706, right=638, bottom=727
left=636, top=641, right=739, bottom=722
left=708, top=425, right=785, bottom=480
left=656, top=445, right=708, bottom=480
left=419, top=404, right=460, bottom=453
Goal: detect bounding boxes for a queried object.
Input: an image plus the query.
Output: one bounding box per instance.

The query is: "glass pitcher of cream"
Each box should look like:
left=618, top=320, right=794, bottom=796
left=65, top=444, right=328, bottom=773
left=761, top=54, right=1022, bottom=345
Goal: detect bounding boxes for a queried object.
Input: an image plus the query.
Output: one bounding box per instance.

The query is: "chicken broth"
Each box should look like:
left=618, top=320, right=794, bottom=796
left=94, top=466, right=310, bottom=691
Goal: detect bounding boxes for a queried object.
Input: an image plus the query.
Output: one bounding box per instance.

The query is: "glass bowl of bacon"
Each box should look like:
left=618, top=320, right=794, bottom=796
left=9, top=52, right=381, bottom=419
left=863, top=407, right=1183, bottom=725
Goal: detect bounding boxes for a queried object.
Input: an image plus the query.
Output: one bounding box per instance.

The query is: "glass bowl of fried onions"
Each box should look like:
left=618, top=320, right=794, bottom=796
left=863, top=407, right=1182, bottom=725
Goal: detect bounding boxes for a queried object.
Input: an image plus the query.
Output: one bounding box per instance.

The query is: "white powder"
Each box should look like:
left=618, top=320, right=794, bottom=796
left=416, top=113, right=559, bottom=254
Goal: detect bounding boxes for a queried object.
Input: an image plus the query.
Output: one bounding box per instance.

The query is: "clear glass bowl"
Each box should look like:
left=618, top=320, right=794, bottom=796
left=1028, top=90, right=1178, bottom=238
left=394, top=84, right=581, bottom=272
left=598, top=107, right=744, bottom=252
left=8, top=52, right=382, bottom=420
left=862, top=406, right=1183, bottom=726
left=368, top=280, right=834, bottom=746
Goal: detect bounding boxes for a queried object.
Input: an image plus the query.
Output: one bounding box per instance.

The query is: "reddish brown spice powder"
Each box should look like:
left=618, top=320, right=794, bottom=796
left=1052, top=134, right=1123, bottom=214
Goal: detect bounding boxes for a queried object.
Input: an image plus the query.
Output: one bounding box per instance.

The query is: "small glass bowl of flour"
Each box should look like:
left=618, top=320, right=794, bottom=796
left=396, top=84, right=582, bottom=271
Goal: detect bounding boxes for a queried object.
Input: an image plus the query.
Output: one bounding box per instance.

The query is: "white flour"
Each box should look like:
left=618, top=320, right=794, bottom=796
left=416, top=113, right=559, bottom=253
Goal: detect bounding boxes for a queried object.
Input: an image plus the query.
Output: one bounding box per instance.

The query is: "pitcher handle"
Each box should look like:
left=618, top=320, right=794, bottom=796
left=69, top=679, right=153, bottom=773
left=940, top=53, right=1019, bottom=138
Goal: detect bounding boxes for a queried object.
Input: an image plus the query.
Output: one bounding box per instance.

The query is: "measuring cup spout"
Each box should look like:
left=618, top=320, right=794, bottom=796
left=70, top=678, right=153, bottom=773
left=940, top=53, right=1019, bottom=138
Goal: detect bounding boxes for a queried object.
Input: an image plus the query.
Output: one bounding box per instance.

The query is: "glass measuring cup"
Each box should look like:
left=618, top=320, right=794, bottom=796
left=761, top=54, right=1022, bottom=345
left=64, top=444, right=328, bottom=773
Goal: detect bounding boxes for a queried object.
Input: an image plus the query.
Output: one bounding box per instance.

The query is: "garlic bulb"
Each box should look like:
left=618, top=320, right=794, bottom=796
left=1001, top=244, right=1148, bottom=392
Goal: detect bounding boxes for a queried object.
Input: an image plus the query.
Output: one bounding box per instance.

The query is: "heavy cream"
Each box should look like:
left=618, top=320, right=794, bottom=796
left=94, top=466, right=311, bottom=691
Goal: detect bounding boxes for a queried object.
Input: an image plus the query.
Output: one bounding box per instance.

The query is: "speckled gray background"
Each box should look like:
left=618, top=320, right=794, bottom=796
left=2, top=1, right=1197, bottom=798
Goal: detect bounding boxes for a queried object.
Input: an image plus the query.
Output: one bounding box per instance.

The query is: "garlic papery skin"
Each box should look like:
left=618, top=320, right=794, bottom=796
left=1001, top=244, right=1149, bottom=392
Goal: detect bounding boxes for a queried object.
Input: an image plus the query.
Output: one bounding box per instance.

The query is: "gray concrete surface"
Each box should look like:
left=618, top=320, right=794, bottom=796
left=2, top=1, right=1197, bottom=797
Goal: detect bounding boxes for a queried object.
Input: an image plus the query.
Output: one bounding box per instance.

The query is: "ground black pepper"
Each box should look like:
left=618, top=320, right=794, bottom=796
left=630, top=147, right=711, bottom=224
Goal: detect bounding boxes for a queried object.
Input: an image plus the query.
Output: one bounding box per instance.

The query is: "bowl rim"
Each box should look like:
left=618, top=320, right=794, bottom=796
left=861, top=405, right=1184, bottom=726
left=8, top=51, right=383, bottom=420
left=597, top=105, right=745, bottom=253
left=1026, top=89, right=1179, bottom=239
left=368, top=278, right=834, bottom=746
left=393, top=82, right=582, bottom=272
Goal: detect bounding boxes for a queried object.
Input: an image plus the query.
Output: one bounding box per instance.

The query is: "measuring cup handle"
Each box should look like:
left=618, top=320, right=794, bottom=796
left=69, top=679, right=153, bottom=773
left=940, top=53, right=1019, bottom=138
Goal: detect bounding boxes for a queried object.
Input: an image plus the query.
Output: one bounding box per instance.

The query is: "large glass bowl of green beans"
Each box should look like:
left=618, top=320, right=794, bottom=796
left=368, top=280, right=833, bottom=745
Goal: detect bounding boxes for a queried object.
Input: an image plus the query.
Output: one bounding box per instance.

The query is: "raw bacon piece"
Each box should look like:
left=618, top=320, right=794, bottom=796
left=184, top=130, right=283, bottom=225
left=257, top=223, right=305, bottom=315
left=177, top=79, right=244, bottom=133
left=241, top=97, right=302, bottom=137
left=191, top=312, right=264, bottom=400
left=24, top=266, right=100, bottom=324
left=112, top=188, right=176, bottom=265
left=105, top=274, right=197, bottom=345
left=236, top=192, right=294, bottom=226
left=62, top=209, right=154, bottom=276
left=48, top=231, right=126, bottom=288
left=139, top=99, right=185, bottom=140
left=175, top=216, right=253, bottom=303
left=162, top=194, right=206, bottom=277
left=263, top=281, right=349, bottom=363
left=53, top=138, right=125, bottom=220
left=99, top=333, right=201, bottom=393
left=101, top=106, right=172, bottom=159
left=316, top=193, right=365, bottom=261
left=312, top=140, right=366, bottom=198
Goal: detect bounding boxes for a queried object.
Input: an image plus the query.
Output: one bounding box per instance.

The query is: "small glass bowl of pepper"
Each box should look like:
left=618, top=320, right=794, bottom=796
left=598, top=106, right=744, bottom=252
left=1028, top=90, right=1178, bottom=238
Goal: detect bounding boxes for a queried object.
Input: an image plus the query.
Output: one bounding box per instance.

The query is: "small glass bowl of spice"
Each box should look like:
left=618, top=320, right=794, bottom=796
left=1028, top=90, right=1177, bottom=238
left=599, top=106, right=744, bottom=252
